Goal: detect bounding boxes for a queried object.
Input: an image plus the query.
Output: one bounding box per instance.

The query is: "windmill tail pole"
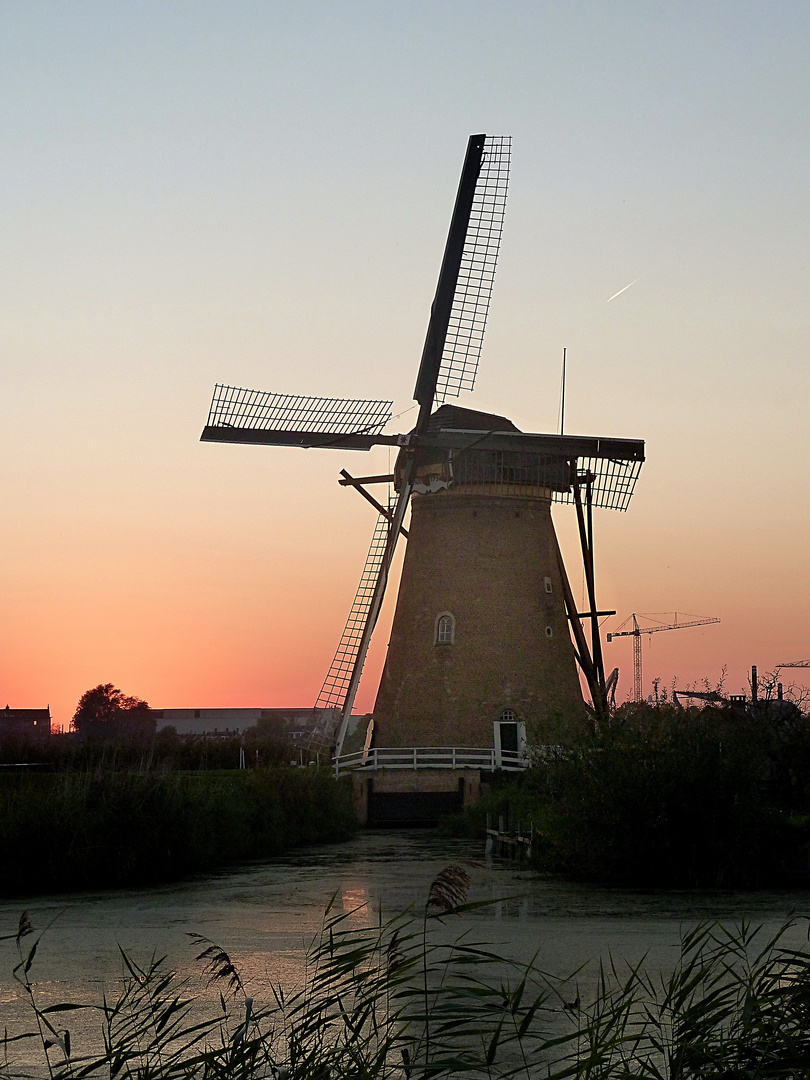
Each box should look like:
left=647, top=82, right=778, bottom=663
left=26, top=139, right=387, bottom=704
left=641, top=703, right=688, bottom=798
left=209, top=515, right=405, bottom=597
left=552, top=520, right=606, bottom=728
left=571, top=468, right=608, bottom=721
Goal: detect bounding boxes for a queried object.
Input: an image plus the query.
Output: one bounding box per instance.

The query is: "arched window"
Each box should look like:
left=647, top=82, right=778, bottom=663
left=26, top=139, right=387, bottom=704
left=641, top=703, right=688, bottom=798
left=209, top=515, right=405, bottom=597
left=435, top=613, right=455, bottom=644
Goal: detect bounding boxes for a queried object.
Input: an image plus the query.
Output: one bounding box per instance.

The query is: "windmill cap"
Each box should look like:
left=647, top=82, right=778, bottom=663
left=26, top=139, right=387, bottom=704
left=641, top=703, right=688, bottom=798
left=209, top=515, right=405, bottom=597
left=424, top=404, right=521, bottom=435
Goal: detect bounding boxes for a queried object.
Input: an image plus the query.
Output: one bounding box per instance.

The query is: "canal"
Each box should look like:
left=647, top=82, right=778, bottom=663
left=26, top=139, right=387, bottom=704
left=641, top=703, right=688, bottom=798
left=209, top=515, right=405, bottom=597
left=1, top=828, right=808, bottom=1061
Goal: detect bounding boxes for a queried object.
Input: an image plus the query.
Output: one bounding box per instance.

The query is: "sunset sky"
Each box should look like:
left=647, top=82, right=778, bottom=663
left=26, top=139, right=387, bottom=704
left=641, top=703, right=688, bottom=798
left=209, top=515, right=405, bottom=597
left=2, top=2, right=809, bottom=727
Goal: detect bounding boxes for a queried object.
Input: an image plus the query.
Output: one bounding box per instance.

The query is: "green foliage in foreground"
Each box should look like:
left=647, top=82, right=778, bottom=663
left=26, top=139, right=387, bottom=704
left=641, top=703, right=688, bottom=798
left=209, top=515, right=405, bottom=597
left=0, top=768, right=356, bottom=896
left=446, top=703, right=810, bottom=888
left=4, top=871, right=810, bottom=1078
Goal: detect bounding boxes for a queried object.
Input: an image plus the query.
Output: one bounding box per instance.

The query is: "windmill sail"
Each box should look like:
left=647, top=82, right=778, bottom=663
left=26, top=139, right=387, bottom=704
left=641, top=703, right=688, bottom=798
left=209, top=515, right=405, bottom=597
left=206, top=385, right=392, bottom=434
left=414, top=134, right=505, bottom=420
left=202, top=386, right=394, bottom=448
left=306, top=506, right=392, bottom=759
left=435, top=135, right=511, bottom=404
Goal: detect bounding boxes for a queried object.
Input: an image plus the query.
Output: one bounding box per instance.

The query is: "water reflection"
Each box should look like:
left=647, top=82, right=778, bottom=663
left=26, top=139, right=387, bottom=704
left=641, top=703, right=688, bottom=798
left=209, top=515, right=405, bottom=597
left=341, top=885, right=372, bottom=928
left=1, top=828, right=808, bottom=1050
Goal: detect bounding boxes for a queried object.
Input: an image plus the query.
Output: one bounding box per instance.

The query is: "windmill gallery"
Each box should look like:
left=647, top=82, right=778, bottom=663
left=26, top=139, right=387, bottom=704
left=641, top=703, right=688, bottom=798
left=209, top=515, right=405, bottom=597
left=201, top=135, right=645, bottom=823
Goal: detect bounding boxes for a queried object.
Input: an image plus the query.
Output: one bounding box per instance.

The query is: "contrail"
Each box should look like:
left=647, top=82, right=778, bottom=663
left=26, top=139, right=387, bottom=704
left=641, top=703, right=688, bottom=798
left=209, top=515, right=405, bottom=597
left=607, top=277, right=639, bottom=303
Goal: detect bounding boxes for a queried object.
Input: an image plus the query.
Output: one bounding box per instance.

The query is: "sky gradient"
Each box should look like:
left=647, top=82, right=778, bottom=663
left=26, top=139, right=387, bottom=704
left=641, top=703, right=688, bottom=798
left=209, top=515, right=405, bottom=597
left=2, top=2, right=809, bottom=726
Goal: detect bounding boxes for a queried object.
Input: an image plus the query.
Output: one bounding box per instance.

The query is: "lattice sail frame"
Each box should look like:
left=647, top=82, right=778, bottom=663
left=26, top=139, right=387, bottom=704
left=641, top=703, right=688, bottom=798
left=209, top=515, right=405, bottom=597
left=559, top=456, right=643, bottom=512
left=435, top=135, right=511, bottom=405
left=206, top=385, right=392, bottom=435
left=314, top=501, right=392, bottom=713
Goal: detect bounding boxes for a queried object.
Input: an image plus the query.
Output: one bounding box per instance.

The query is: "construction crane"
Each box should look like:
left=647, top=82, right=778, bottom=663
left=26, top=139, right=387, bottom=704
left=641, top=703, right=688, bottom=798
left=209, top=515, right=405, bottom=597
left=606, top=613, right=721, bottom=704
left=777, top=659, right=810, bottom=668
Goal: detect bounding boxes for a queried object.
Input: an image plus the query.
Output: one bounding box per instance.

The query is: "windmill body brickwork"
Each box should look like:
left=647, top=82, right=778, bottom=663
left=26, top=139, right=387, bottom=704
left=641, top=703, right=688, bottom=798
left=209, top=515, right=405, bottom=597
left=372, top=409, right=587, bottom=751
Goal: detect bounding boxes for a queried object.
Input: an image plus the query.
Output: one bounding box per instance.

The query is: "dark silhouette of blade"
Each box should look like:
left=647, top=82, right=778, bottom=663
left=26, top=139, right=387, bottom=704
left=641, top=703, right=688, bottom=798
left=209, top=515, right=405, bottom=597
left=435, top=136, right=510, bottom=405
left=412, top=134, right=486, bottom=430
left=413, top=135, right=510, bottom=422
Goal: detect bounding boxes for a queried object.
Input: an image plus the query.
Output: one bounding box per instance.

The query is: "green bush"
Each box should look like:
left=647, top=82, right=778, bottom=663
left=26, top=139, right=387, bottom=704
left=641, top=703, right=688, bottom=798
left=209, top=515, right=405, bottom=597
left=445, top=703, right=810, bottom=888
left=529, top=703, right=810, bottom=887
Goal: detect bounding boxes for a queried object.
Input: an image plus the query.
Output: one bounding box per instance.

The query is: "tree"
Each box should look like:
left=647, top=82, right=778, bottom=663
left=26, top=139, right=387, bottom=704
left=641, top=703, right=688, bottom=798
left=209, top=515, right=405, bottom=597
left=72, top=683, right=153, bottom=736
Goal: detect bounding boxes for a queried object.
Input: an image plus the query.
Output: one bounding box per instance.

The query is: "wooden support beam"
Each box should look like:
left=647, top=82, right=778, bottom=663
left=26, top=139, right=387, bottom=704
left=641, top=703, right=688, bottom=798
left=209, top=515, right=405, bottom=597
left=339, top=470, right=409, bottom=539
left=338, top=473, right=395, bottom=486
left=553, top=528, right=597, bottom=691
left=572, top=471, right=608, bottom=719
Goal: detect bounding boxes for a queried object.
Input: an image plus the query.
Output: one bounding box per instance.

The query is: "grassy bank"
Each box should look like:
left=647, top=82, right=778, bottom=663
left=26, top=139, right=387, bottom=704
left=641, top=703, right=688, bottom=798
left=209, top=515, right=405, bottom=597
left=0, top=767, right=356, bottom=896
left=0, top=728, right=294, bottom=772
left=444, top=702, right=810, bottom=888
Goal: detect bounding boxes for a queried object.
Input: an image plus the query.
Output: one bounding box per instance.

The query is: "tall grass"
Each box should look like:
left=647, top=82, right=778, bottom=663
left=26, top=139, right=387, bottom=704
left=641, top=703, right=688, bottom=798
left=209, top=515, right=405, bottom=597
left=0, top=730, right=293, bottom=773
left=4, top=870, right=810, bottom=1078
left=0, top=768, right=356, bottom=896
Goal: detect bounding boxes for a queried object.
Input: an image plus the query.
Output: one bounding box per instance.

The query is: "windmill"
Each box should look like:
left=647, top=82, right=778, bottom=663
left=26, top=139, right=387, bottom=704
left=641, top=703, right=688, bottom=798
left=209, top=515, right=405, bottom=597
left=201, top=134, right=645, bottom=765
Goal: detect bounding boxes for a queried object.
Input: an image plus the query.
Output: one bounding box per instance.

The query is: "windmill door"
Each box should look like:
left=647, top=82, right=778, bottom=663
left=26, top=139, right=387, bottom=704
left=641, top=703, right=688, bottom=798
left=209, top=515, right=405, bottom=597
left=494, top=710, right=526, bottom=768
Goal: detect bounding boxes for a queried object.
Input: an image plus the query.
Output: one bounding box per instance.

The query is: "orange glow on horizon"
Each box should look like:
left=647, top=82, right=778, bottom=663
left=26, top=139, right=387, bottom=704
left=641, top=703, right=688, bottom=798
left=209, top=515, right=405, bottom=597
left=2, top=7, right=809, bottom=729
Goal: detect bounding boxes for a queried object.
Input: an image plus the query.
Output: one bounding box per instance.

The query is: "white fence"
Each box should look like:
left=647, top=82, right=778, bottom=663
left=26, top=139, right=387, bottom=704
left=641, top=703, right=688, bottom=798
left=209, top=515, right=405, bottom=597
left=334, top=746, right=529, bottom=774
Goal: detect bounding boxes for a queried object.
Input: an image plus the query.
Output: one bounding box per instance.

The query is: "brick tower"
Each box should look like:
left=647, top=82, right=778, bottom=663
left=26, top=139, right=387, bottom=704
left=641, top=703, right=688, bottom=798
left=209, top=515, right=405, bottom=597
left=372, top=405, right=586, bottom=752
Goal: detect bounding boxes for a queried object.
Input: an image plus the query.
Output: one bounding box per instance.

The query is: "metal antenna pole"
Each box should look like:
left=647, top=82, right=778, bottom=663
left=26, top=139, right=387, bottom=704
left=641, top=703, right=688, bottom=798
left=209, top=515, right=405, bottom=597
left=560, top=347, right=566, bottom=436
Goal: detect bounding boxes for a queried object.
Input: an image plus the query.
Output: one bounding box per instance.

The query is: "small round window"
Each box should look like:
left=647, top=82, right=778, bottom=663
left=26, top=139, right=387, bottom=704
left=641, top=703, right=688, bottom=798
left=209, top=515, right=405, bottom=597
left=545, top=626, right=554, bottom=638
left=435, top=613, right=455, bottom=644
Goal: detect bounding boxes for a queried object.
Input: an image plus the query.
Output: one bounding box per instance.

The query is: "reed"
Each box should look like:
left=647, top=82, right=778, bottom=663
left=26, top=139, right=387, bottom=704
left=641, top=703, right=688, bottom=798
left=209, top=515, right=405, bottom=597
left=0, top=767, right=356, bottom=896
left=3, top=872, right=810, bottom=1078
left=0, top=729, right=293, bottom=773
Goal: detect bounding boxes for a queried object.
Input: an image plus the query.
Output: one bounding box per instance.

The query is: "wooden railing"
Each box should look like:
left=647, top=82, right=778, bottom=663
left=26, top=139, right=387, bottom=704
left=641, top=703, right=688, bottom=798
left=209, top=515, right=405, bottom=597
left=334, top=746, right=529, bottom=774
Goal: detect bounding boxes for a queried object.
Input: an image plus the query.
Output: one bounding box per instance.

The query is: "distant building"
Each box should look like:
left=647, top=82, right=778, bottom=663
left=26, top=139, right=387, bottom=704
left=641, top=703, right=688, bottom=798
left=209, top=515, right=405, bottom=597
left=152, top=707, right=371, bottom=750
left=153, top=707, right=263, bottom=737
left=0, top=705, right=51, bottom=739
